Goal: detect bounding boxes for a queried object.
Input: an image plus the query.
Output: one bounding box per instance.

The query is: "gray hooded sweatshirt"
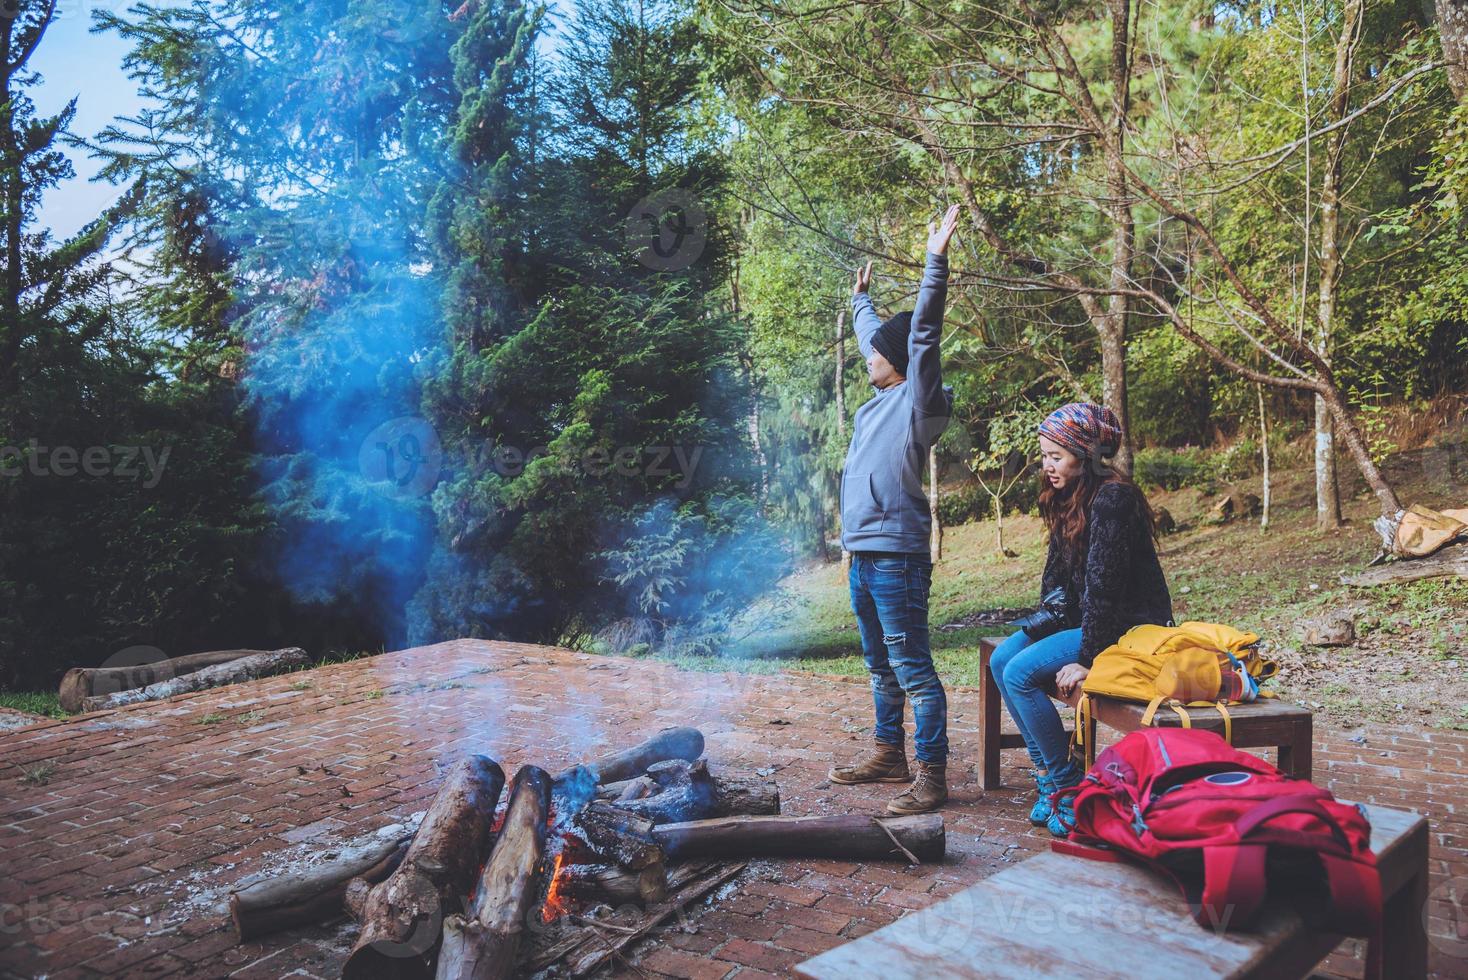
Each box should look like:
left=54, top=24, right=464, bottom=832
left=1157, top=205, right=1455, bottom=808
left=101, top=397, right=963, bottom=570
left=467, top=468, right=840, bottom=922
left=840, top=251, right=954, bottom=555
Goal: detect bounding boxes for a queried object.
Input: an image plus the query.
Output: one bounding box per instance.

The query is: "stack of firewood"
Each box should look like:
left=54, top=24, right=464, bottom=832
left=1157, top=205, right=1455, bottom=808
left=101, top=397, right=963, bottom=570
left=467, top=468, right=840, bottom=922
left=227, top=726, right=945, bottom=979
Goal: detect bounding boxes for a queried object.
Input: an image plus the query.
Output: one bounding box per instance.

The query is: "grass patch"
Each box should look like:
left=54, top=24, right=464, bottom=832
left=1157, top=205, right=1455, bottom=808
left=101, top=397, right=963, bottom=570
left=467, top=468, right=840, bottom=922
left=0, top=691, right=65, bottom=719
left=20, top=761, right=55, bottom=785
left=196, top=712, right=227, bottom=725
left=289, top=680, right=313, bottom=691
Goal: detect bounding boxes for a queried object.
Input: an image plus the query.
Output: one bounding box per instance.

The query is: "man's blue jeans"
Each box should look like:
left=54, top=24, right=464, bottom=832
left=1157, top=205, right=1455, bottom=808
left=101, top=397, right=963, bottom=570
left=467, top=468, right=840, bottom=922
left=989, top=628, right=1083, bottom=779
left=849, top=552, right=948, bottom=764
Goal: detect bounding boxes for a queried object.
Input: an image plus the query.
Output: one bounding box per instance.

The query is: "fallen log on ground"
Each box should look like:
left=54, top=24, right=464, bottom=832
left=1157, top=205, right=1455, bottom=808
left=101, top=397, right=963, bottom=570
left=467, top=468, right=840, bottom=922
left=651, top=813, right=945, bottom=863
left=436, top=766, right=553, bottom=980
left=1342, top=543, right=1468, bottom=587
left=230, top=833, right=411, bottom=941
left=80, top=648, right=311, bottom=712
left=60, top=648, right=271, bottom=712
left=343, top=756, right=506, bottom=980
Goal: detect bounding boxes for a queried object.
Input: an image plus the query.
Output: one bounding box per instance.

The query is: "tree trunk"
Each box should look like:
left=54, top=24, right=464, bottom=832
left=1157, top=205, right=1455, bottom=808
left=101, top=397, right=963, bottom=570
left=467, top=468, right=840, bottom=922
left=80, top=648, right=311, bottom=712
left=1312, top=0, right=1361, bottom=531
left=651, top=813, right=945, bottom=863
left=343, top=756, right=507, bottom=980
left=1257, top=384, right=1272, bottom=531
left=434, top=766, right=552, bottom=980
left=1439, top=0, right=1468, bottom=102
left=1101, top=0, right=1136, bottom=475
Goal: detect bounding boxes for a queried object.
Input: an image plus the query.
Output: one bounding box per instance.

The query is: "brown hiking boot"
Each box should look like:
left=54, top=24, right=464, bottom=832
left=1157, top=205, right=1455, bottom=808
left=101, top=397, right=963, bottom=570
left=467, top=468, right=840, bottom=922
left=828, top=740, right=910, bottom=784
left=886, top=760, right=947, bottom=814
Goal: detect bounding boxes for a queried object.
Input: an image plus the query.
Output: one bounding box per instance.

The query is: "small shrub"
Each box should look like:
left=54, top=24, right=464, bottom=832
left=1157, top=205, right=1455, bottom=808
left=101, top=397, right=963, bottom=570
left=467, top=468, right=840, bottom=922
left=1133, top=446, right=1212, bottom=491
left=196, top=712, right=226, bottom=725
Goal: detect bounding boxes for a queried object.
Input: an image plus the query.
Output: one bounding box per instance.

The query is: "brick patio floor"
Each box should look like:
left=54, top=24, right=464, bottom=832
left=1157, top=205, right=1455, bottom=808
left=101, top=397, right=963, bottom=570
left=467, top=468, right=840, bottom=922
left=1, top=639, right=1464, bottom=979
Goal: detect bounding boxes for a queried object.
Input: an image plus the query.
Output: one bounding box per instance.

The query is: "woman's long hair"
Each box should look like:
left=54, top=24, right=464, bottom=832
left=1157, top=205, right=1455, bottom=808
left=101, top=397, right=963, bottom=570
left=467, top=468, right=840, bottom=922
left=1039, top=458, right=1156, bottom=563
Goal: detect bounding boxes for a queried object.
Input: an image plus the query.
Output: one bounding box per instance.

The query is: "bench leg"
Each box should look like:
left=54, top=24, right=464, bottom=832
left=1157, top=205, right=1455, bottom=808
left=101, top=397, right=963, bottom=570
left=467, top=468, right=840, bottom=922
left=1277, top=720, right=1313, bottom=781
left=1379, top=823, right=1430, bottom=979
left=978, top=639, right=1002, bottom=790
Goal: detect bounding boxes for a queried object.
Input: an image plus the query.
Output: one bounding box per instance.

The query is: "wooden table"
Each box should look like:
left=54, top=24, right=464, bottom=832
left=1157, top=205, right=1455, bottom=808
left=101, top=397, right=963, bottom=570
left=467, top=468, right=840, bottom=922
left=977, top=636, right=1314, bottom=788
left=795, top=803, right=1429, bottom=980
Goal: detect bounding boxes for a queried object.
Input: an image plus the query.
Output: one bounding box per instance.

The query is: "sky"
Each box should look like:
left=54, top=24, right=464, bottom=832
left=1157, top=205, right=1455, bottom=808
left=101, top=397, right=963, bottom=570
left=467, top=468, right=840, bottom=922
left=31, top=1, right=146, bottom=243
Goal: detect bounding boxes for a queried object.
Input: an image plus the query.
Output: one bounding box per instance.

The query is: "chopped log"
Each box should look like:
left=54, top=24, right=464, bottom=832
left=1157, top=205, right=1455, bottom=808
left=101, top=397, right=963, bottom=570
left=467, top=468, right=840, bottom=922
left=708, top=774, right=780, bottom=818
left=652, top=813, right=945, bottom=863
left=230, top=834, right=409, bottom=941
left=556, top=726, right=705, bottom=786
left=343, top=757, right=506, bottom=980
left=80, top=648, right=311, bottom=712
left=568, top=802, right=663, bottom=871
left=59, top=648, right=271, bottom=712
left=556, top=861, right=668, bottom=907
left=435, top=766, right=554, bottom=980
left=1342, top=544, right=1468, bottom=586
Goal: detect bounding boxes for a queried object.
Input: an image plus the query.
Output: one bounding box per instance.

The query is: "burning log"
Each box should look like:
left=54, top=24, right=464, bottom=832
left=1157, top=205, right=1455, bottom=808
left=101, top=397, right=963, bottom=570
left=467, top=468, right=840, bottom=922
left=435, top=766, right=553, bottom=980
left=556, top=862, right=668, bottom=906
left=651, top=813, right=945, bottom=863
left=610, top=758, right=717, bottom=824
left=80, top=648, right=311, bottom=712
left=597, top=760, right=781, bottom=824
left=59, top=648, right=276, bottom=713
left=343, top=756, right=506, bottom=980
left=229, top=834, right=410, bottom=941
left=569, top=802, right=664, bottom=870
left=556, top=726, right=705, bottom=787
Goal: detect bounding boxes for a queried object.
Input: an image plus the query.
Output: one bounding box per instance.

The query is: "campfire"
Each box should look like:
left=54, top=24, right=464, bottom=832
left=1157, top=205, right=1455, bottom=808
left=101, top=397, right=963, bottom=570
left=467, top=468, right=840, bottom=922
left=226, top=726, right=945, bottom=979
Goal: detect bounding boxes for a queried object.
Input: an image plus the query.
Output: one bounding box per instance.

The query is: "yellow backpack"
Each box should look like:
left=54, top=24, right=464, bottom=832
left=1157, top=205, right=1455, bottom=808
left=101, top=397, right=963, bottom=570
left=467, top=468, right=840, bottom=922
left=1075, top=621, right=1278, bottom=754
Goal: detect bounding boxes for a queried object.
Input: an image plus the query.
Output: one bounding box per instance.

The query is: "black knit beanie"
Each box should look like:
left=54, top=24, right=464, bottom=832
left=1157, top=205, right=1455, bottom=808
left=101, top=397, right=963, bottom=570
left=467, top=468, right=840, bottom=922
left=871, top=311, right=912, bottom=377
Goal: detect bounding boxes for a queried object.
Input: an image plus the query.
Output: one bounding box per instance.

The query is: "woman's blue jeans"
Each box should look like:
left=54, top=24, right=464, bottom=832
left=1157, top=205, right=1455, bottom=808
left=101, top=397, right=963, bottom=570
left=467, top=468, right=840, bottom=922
left=989, top=628, right=1083, bottom=778
left=849, top=553, right=948, bottom=764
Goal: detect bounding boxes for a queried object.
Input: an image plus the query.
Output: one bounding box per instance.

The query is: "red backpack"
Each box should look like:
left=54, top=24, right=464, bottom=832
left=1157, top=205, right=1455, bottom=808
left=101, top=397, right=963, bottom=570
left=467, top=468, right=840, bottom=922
left=1053, top=729, right=1382, bottom=972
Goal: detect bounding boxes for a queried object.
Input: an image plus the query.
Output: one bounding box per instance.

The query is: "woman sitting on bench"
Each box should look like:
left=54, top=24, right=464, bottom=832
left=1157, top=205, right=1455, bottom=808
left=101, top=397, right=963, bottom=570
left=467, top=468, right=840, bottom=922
left=989, top=403, right=1172, bottom=837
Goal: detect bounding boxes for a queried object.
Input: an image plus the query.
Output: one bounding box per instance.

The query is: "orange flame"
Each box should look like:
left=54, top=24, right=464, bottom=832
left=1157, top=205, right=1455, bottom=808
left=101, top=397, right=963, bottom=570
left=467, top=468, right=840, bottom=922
left=541, top=850, right=569, bottom=923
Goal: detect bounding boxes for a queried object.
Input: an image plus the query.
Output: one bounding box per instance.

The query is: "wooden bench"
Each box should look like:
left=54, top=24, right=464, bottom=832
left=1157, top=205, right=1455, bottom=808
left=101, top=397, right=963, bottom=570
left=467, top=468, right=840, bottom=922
left=977, top=636, right=1314, bottom=789
left=796, top=803, right=1429, bottom=980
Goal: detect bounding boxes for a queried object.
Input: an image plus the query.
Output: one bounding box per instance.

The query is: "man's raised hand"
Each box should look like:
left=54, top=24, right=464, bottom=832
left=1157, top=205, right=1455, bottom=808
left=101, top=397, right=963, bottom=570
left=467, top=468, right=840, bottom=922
left=927, top=203, right=961, bottom=256
left=852, top=260, right=873, bottom=296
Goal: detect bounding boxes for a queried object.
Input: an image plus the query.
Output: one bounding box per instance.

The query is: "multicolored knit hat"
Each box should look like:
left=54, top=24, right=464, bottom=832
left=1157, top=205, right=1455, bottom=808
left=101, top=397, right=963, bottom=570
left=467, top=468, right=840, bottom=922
left=1038, top=403, right=1122, bottom=460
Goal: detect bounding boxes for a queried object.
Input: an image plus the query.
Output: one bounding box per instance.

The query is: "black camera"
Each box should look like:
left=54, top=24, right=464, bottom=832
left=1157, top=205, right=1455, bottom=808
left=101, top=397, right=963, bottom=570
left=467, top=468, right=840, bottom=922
left=1009, top=586, right=1070, bottom=640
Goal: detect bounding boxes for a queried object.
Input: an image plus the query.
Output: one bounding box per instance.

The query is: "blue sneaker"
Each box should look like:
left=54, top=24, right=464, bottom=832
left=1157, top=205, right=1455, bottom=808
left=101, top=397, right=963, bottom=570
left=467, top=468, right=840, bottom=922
left=1028, top=771, right=1056, bottom=826
left=1045, top=765, right=1082, bottom=838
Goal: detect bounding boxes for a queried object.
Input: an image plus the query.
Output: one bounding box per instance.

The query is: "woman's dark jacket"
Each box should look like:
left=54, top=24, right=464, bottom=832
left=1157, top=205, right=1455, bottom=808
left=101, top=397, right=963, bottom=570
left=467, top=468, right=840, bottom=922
left=1041, top=481, right=1174, bottom=667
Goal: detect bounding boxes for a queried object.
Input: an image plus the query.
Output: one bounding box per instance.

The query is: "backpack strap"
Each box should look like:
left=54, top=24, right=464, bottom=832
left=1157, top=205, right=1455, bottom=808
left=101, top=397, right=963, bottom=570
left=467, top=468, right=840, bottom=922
left=1317, top=851, right=1384, bottom=939
left=1235, top=794, right=1352, bottom=851
left=1214, top=702, right=1232, bottom=744
left=1198, top=844, right=1267, bottom=929
left=1140, top=695, right=1164, bottom=726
